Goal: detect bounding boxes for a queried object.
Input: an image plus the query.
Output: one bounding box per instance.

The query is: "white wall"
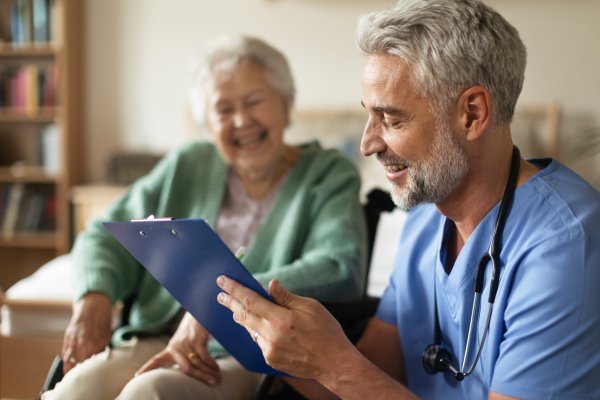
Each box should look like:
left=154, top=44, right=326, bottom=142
left=83, top=0, right=600, bottom=185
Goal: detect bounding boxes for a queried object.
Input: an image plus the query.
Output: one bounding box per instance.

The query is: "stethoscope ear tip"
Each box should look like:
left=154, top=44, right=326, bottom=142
left=455, top=372, right=465, bottom=381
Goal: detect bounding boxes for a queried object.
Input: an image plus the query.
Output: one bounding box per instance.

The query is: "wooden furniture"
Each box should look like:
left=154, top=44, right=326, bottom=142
left=513, top=103, right=561, bottom=159
left=70, top=185, right=129, bottom=235
left=0, top=184, right=126, bottom=399
left=1, top=334, right=64, bottom=398
left=0, top=0, right=83, bottom=291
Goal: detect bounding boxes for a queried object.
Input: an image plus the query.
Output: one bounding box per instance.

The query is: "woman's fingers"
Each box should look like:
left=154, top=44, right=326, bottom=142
left=138, top=347, right=221, bottom=384
left=139, top=313, right=222, bottom=384
left=62, top=341, right=77, bottom=373
left=170, top=347, right=221, bottom=384
left=136, top=349, right=174, bottom=375
left=193, top=345, right=220, bottom=373
left=62, top=293, right=112, bottom=374
left=61, top=322, right=110, bottom=374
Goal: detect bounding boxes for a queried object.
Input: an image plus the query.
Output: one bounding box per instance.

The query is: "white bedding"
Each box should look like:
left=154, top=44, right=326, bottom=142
left=2, top=254, right=74, bottom=337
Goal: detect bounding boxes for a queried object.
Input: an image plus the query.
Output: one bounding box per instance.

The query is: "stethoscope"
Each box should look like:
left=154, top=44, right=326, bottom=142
left=422, top=145, right=521, bottom=381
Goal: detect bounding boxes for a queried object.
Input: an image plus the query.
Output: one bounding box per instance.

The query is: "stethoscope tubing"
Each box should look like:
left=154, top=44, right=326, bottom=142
left=429, top=145, right=521, bottom=381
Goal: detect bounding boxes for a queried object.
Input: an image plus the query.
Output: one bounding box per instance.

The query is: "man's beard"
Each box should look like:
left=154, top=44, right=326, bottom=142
left=378, top=121, right=469, bottom=210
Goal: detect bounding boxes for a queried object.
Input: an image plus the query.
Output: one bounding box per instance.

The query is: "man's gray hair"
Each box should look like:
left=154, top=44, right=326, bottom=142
left=189, top=35, right=295, bottom=125
left=357, top=0, right=526, bottom=126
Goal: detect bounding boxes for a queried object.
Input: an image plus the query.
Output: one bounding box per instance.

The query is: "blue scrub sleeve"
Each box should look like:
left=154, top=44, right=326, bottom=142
left=375, top=278, right=398, bottom=326
left=490, top=234, right=600, bottom=400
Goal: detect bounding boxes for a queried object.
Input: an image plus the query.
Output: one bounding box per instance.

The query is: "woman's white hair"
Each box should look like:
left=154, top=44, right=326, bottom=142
left=188, top=35, right=295, bottom=125
left=357, top=0, right=527, bottom=126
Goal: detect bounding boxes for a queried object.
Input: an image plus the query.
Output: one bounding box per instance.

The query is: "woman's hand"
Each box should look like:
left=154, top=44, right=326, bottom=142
left=136, top=312, right=221, bottom=385
left=62, top=292, right=113, bottom=374
left=216, top=276, right=357, bottom=382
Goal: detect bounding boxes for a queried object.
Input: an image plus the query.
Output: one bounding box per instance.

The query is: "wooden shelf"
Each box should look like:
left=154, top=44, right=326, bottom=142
left=0, top=232, right=57, bottom=249
left=0, top=108, right=57, bottom=122
left=0, top=166, right=58, bottom=183
left=0, top=42, right=59, bottom=57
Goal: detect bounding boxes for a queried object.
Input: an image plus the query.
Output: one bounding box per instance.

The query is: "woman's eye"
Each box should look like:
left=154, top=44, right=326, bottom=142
left=217, top=108, right=233, bottom=115
left=247, top=98, right=264, bottom=107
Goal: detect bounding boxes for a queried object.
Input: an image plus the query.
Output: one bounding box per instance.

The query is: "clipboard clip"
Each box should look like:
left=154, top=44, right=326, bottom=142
left=131, top=215, right=174, bottom=222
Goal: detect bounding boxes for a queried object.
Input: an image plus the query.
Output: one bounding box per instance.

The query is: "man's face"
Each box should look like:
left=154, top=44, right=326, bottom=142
left=360, top=54, right=468, bottom=209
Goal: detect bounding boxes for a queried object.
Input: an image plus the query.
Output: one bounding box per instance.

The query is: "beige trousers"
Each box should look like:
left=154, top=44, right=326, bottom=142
left=42, top=336, right=262, bottom=400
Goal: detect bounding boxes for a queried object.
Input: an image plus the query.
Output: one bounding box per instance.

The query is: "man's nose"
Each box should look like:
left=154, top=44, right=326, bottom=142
left=361, top=117, right=386, bottom=157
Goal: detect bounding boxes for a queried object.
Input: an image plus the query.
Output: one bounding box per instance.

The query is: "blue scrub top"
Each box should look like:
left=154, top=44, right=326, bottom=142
left=376, top=159, right=600, bottom=400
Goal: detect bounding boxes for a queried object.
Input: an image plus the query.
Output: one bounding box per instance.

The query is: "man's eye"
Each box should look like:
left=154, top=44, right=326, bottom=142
left=384, top=120, right=400, bottom=128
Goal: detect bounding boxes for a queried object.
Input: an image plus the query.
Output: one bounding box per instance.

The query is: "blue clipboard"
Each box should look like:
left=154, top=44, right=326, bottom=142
left=103, top=218, right=289, bottom=377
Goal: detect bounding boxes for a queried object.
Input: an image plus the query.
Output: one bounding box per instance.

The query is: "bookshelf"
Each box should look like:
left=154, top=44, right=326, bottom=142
left=0, top=0, right=82, bottom=291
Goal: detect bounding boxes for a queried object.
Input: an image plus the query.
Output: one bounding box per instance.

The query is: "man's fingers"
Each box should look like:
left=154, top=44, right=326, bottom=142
left=217, top=290, right=262, bottom=332
left=136, top=350, right=173, bottom=376
left=217, top=276, right=277, bottom=320
left=268, top=279, right=297, bottom=308
left=217, top=276, right=276, bottom=318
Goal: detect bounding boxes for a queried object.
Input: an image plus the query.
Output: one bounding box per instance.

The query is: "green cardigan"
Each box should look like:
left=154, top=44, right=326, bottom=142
left=71, top=141, right=367, bottom=355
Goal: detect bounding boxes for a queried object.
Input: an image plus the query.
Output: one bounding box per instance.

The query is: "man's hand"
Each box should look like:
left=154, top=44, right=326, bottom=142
left=216, top=276, right=356, bottom=382
left=136, top=312, right=221, bottom=385
left=62, top=292, right=112, bottom=374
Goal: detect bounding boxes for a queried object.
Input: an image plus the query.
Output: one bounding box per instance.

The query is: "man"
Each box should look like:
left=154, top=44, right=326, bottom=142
left=217, top=0, right=600, bottom=399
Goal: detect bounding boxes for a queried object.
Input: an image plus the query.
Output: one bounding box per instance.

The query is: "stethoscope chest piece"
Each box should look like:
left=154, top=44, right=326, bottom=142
left=422, top=344, right=451, bottom=375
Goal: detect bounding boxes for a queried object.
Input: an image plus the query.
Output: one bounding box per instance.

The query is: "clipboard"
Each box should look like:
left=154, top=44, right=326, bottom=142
left=103, top=217, right=289, bottom=376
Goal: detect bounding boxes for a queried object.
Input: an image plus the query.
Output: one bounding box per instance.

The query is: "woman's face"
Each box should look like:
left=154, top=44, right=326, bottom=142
left=205, top=60, right=289, bottom=179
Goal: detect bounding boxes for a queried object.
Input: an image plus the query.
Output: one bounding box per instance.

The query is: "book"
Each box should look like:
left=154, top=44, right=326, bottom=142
left=15, top=186, right=35, bottom=232
left=18, top=0, right=33, bottom=44
left=25, top=64, right=39, bottom=116
left=38, top=67, right=47, bottom=107
left=9, top=3, right=21, bottom=45
left=24, top=188, right=46, bottom=231
left=40, top=189, right=55, bottom=231
left=49, top=0, right=61, bottom=44
left=33, top=0, right=50, bottom=43
left=41, top=123, right=60, bottom=176
left=42, top=63, right=56, bottom=107
left=2, top=183, right=26, bottom=239
left=14, top=67, right=26, bottom=112
left=0, top=185, right=10, bottom=227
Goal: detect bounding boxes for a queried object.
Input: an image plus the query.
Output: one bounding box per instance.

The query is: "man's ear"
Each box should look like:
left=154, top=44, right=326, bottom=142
left=455, top=86, right=492, bottom=142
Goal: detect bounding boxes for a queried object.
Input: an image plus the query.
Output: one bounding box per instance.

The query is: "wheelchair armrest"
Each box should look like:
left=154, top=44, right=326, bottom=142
left=39, top=356, right=64, bottom=397
left=323, top=296, right=380, bottom=322
left=323, top=296, right=380, bottom=345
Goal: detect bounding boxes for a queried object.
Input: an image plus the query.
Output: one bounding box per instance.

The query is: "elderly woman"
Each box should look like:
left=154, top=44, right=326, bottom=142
left=42, top=36, right=366, bottom=400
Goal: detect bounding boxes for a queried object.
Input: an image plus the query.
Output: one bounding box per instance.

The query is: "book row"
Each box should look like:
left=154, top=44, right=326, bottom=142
left=9, top=0, right=57, bottom=45
left=0, top=63, right=57, bottom=114
left=0, top=182, right=56, bottom=238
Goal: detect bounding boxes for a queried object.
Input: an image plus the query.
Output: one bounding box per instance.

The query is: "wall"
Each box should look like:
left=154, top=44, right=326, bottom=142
left=83, top=0, right=600, bottom=186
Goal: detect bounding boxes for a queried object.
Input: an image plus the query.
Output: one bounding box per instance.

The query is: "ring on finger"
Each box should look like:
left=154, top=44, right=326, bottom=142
left=253, top=331, right=260, bottom=343
left=187, top=352, right=199, bottom=362
left=69, top=356, right=78, bottom=364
